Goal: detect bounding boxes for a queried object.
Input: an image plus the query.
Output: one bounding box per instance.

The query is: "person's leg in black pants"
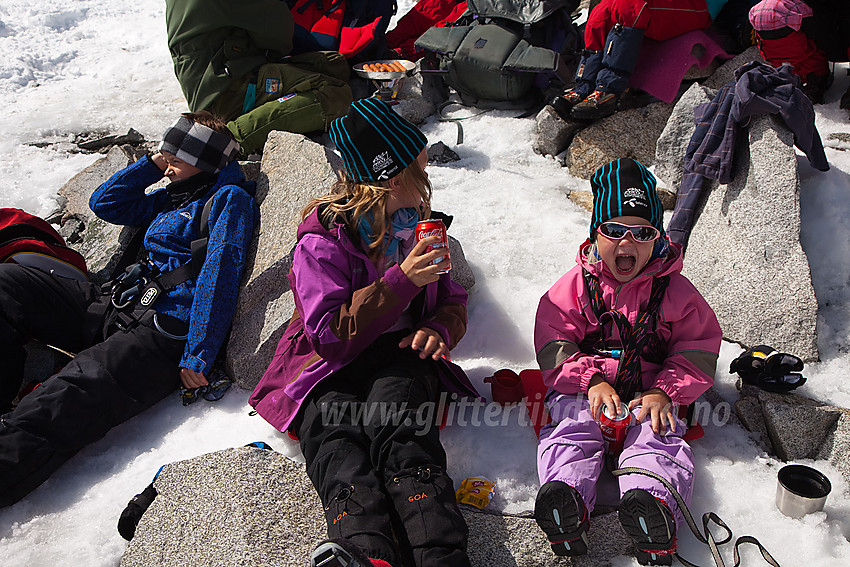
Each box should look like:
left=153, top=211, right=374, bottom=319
left=294, top=368, right=401, bottom=566
left=0, top=264, right=98, bottom=412
left=0, top=299, right=185, bottom=507
left=297, top=331, right=470, bottom=567
left=362, top=347, right=470, bottom=567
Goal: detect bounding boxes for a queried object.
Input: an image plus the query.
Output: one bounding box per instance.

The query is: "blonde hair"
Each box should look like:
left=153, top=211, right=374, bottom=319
left=302, top=158, right=432, bottom=260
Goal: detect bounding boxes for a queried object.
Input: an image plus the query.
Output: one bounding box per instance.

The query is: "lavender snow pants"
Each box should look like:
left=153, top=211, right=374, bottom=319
left=537, top=393, right=694, bottom=527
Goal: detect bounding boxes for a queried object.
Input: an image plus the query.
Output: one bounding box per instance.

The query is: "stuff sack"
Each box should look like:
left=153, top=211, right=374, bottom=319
left=286, top=0, right=398, bottom=62
left=0, top=208, right=88, bottom=281
left=415, top=0, right=580, bottom=108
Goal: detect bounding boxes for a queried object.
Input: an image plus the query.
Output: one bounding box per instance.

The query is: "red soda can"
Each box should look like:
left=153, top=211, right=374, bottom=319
left=416, top=219, right=451, bottom=274
left=599, top=402, right=632, bottom=455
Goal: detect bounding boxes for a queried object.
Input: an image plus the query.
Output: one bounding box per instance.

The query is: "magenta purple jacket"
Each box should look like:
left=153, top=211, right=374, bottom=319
left=534, top=239, right=722, bottom=407
left=250, top=207, right=480, bottom=433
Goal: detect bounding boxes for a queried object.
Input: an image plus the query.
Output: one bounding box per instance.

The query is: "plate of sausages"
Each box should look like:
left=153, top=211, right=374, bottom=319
left=352, top=59, right=415, bottom=80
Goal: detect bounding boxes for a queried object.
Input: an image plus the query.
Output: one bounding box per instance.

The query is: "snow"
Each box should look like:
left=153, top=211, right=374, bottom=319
left=1, top=1, right=849, bottom=565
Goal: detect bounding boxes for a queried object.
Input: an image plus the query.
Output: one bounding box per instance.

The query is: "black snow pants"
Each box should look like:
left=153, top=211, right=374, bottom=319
left=0, top=264, right=185, bottom=507
left=291, top=331, right=470, bottom=567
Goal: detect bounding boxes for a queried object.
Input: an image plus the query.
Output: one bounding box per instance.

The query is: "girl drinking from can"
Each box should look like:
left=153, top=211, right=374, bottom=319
left=250, top=98, right=478, bottom=567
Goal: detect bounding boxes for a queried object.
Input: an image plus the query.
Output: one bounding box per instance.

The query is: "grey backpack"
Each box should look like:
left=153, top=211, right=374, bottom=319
left=415, top=0, right=580, bottom=109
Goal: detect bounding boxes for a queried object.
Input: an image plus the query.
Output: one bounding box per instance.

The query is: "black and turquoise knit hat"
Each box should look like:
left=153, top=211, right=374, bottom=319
left=329, top=98, right=428, bottom=183
left=589, top=158, right=665, bottom=239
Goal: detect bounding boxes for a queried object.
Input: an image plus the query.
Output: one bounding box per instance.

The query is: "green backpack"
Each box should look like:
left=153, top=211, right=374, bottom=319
left=415, top=0, right=580, bottom=109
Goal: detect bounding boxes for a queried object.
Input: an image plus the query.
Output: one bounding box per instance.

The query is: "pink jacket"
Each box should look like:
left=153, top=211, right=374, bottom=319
left=534, top=239, right=721, bottom=406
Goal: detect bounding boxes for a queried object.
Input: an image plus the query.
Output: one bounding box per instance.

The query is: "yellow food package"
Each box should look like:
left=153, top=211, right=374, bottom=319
left=455, top=476, right=495, bottom=509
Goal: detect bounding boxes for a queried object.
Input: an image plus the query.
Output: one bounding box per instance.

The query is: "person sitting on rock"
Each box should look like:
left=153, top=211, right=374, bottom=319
left=550, top=0, right=730, bottom=121
left=532, top=158, right=721, bottom=565
left=0, top=111, right=258, bottom=507
left=250, top=98, right=479, bottom=567
left=748, top=0, right=850, bottom=106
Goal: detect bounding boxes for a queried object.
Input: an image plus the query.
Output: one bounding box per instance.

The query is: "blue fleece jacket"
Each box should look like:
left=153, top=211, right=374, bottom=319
left=89, top=155, right=258, bottom=375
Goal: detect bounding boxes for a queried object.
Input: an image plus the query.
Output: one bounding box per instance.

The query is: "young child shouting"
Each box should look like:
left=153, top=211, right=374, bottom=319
left=533, top=158, right=722, bottom=565
left=250, top=98, right=479, bottom=567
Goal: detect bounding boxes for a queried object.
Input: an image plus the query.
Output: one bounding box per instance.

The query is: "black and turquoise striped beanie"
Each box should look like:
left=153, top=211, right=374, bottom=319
left=329, top=98, right=428, bottom=183
left=589, top=158, right=664, bottom=239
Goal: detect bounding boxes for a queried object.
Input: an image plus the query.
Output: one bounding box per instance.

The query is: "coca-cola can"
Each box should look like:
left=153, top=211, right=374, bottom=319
left=416, top=219, right=451, bottom=274
left=599, top=402, right=632, bottom=455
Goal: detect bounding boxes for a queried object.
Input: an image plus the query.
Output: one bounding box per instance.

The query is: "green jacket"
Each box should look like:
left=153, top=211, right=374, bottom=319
left=166, top=0, right=294, bottom=113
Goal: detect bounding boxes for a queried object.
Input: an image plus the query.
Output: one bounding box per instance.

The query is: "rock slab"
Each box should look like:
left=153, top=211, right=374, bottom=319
left=59, top=145, right=153, bottom=284
left=653, top=82, right=715, bottom=191
left=680, top=114, right=819, bottom=361
left=565, top=102, right=674, bottom=180
left=225, top=131, right=341, bottom=391
left=734, top=383, right=850, bottom=488
left=120, top=447, right=636, bottom=567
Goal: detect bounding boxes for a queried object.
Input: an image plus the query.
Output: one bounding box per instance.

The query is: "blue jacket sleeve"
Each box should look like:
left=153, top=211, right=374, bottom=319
left=180, top=184, right=258, bottom=374
left=89, top=155, right=170, bottom=226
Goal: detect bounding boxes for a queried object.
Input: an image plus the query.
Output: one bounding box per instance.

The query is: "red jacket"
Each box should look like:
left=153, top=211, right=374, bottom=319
left=386, top=0, right=468, bottom=60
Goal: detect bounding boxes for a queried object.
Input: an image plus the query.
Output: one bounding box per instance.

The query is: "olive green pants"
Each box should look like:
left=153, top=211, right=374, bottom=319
left=215, top=51, right=353, bottom=155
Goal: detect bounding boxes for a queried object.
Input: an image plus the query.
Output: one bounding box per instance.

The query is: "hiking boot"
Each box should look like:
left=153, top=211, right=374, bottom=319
left=571, top=89, right=622, bottom=121
left=534, top=480, right=590, bottom=556
left=548, top=89, right=586, bottom=121
left=618, top=489, right=677, bottom=566
left=310, top=540, right=394, bottom=567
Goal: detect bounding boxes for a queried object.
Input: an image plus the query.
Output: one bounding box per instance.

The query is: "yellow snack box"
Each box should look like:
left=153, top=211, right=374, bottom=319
left=455, top=476, right=495, bottom=509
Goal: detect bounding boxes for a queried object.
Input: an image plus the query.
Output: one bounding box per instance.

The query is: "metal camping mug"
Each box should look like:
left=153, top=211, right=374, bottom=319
left=483, top=369, right=524, bottom=405
left=775, top=464, right=831, bottom=518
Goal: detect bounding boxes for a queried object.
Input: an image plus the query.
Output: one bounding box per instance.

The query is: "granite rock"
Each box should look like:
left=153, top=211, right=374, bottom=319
left=680, top=115, right=819, bottom=362
left=533, top=105, right=583, bottom=158
left=701, top=46, right=764, bottom=91
left=120, top=447, right=637, bottom=567
left=225, top=131, right=340, bottom=391
left=59, top=144, right=153, bottom=284
left=565, top=102, right=674, bottom=180
left=653, top=82, right=714, bottom=191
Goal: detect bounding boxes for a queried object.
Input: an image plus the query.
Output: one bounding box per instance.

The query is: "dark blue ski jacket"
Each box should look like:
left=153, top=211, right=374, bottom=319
left=89, top=155, right=258, bottom=375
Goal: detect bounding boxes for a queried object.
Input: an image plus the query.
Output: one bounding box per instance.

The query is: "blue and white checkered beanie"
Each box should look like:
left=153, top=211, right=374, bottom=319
left=590, top=158, right=665, bottom=239
left=159, top=116, right=240, bottom=174
left=329, top=98, right=428, bottom=182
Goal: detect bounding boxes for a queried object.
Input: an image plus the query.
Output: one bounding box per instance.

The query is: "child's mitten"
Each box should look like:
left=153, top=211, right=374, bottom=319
left=729, top=345, right=806, bottom=393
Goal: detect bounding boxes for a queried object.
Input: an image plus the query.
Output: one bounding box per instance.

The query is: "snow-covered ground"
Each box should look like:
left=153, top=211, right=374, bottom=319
left=1, top=1, right=849, bottom=565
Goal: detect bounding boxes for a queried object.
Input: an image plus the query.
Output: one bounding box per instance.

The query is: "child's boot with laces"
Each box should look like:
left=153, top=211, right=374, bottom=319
left=534, top=480, right=590, bottom=556
left=618, top=488, right=677, bottom=566
left=572, top=24, right=644, bottom=121
left=548, top=50, right=603, bottom=120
